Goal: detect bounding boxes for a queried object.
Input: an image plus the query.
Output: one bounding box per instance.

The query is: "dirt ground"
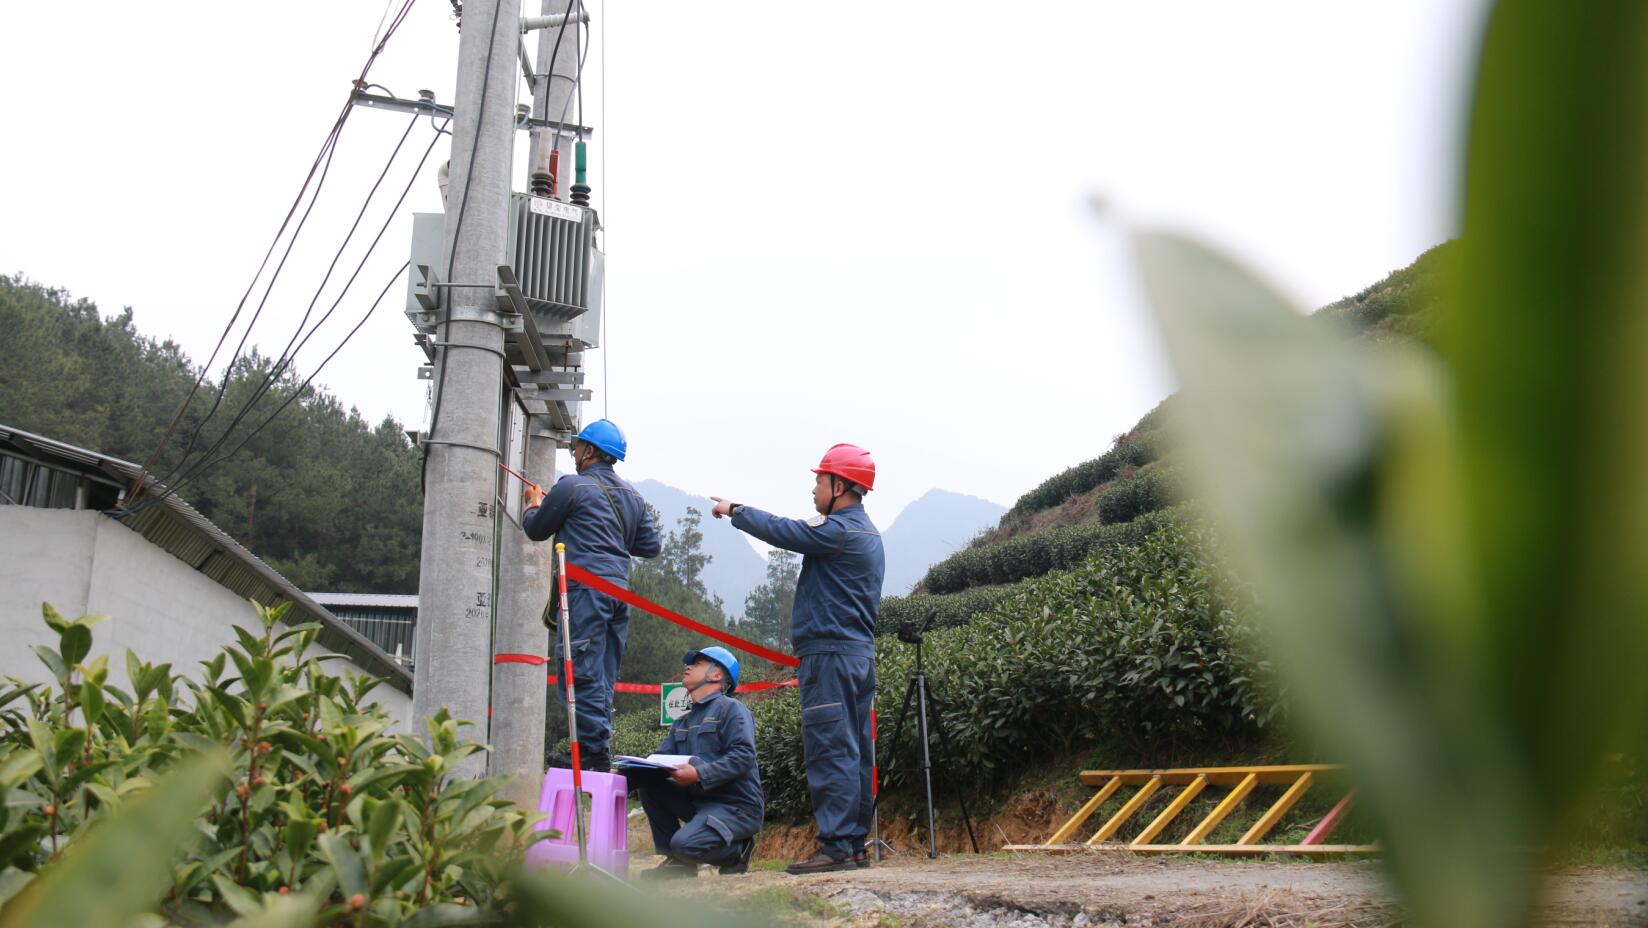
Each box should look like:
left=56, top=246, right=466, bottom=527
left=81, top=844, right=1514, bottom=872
left=646, top=851, right=1648, bottom=927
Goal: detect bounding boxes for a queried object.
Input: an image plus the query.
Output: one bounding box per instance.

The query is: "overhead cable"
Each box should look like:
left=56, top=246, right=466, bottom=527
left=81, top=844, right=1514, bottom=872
left=127, top=0, right=420, bottom=503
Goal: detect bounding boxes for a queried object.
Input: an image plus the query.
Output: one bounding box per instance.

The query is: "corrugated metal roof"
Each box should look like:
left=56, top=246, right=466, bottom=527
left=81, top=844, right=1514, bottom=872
left=309, top=592, right=420, bottom=608
left=0, top=424, right=413, bottom=693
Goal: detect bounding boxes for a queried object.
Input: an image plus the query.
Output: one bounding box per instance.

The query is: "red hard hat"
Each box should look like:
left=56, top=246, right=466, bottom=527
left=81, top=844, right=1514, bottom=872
left=812, top=443, right=876, bottom=492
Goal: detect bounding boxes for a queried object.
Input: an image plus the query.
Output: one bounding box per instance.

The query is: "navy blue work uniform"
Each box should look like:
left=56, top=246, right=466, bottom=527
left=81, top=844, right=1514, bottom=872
left=730, top=503, right=883, bottom=860
left=638, top=690, right=764, bottom=865
left=524, top=462, right=662, bottom=765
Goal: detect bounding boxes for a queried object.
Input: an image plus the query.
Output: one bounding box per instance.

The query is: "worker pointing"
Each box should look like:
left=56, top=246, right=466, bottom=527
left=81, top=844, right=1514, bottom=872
left=711, top=443, right=884, bottom=874
left=524, top=419, right=662, bottom=772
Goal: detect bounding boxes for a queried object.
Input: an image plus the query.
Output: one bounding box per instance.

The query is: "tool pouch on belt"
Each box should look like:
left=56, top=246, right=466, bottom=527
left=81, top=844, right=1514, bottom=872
left=541, top=557, right=561, bottom=631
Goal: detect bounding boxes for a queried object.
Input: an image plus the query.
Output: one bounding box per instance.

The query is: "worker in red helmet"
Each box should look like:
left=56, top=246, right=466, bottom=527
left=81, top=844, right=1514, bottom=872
left=711, top=443, right=885, bottom=874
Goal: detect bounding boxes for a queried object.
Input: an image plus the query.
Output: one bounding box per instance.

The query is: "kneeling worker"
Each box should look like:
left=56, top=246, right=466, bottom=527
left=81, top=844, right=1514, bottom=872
left=638, top=646, right=764, bottom=878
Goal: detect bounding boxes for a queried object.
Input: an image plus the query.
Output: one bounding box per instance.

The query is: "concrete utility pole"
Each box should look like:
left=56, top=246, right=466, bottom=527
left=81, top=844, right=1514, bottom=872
left=413, top=0, right=524, bottom=775
left=488, top=0, right=584, bottom=803
left=490, top=414, right=554, bottom=803
left=487, top=0, right=586, bottom=801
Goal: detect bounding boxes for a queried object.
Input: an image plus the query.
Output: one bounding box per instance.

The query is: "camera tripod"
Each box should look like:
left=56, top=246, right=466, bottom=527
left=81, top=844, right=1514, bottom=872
left=877, top=617, right=980, bottom=858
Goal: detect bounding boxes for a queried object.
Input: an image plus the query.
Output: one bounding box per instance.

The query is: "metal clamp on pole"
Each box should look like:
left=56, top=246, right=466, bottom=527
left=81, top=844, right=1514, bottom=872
left=420, top=437, right=501, bottom=458
left=521, top=10, right=590, bottom=31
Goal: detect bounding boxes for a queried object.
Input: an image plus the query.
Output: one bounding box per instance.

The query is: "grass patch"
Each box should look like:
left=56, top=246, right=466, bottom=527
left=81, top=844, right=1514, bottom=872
left=729, top=886, right=845, bottom=925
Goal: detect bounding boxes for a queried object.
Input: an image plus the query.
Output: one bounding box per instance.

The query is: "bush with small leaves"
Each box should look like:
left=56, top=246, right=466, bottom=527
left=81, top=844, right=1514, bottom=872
left=920, top=505, right=1188, bottom=595
left=1003, top=425, right=1168, bottom=520
left=1095, top=464, right=1183, bottom=525
left=0, top=601, right=545, bottom=924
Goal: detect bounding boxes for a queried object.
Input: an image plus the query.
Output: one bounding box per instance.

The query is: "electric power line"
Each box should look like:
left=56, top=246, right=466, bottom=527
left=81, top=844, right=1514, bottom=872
left=162, top=127, right=445, bottom=502
left=118, top=260, right=412, bottom=520
left=121, top=123, right=444, bottom=517
left=158, top=114, right=427, bottom=493
left=162, top=125, right=349, bottom=486
left=127, top=0, right=420, bottom=502
left=176, top=261, right=412, bottom=493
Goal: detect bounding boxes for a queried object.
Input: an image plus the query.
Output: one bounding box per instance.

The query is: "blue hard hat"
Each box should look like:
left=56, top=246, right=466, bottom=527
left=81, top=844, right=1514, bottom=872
left=574, top=418, right=627, bottom=461
left=683, top=646, right=740, bottom=692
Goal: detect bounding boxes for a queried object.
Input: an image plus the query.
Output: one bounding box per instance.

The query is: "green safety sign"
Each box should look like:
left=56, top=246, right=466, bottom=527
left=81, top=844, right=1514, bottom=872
left=660, top=683, right=692, bottom=726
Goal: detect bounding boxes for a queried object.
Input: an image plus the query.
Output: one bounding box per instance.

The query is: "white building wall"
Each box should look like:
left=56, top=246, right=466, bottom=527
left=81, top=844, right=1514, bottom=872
left=0, top=508, right=412, bottom=727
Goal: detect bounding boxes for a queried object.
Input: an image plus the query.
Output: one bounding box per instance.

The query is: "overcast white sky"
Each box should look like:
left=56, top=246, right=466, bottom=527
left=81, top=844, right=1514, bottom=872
left=1, top=1, right=1488, bottom=529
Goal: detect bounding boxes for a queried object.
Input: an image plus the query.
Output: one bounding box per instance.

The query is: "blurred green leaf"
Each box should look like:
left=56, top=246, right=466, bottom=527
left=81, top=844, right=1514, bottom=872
left=77, top=683, right=104, bottom=728
left=211, top=873, right=264, bottom=917
left=1451, top=0, right=1648, bottom=823
left=39, top=605, right=69, bottom=636
left=366, top=798, right=400, bottom=862
left=30, top=649, right=66, bottom=686
left=0, top=750, right=226, bottom=928
left=402, top=902, right=490, bottom=927
left=57, top=626, right=90, bottom=670
left=315, top=832, right=366, bottom=898
left=1134, top=228, right=1524, bottom=928
left=222, top=893, right=323, bottom=928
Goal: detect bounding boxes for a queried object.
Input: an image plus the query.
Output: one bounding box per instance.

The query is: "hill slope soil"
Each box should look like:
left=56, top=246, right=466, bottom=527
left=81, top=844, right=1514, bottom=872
left=658, top=852, right=1648, bottom=928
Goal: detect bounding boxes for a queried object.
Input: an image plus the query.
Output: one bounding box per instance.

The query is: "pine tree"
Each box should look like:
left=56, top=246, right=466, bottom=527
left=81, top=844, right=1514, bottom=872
left=741, top=549, right=799, bottom=648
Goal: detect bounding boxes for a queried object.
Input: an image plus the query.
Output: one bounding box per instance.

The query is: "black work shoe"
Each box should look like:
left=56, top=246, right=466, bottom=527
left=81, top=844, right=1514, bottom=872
left=854, top=850, right=870, bottom=869
left=784, top=850, right=855, bottom=875
left=718, top=838, right=755, bottom=875
left=639, top=857, right=698, bottom=881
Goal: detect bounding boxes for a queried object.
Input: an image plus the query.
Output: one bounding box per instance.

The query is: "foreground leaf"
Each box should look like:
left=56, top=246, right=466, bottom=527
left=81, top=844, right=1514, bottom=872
left=0, top=751, right=227, bottom=928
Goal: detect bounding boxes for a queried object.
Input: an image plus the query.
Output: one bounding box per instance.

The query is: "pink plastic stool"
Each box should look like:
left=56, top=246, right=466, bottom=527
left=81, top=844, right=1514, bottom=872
left=524, top=768, right=629, bottom=877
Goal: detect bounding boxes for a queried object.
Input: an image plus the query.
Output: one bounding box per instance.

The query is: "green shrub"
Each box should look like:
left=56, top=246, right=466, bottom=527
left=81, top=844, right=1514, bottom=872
left=610, top=707, right=668, bottom=760
left=1095, top=465, right=1183, bottom=525
left=0, top=602, right=538, bottom=924
left=757, top=522, right=1277, bottom=820
left=1003, top=430, right=1166, bottom=520
left=878, top=586, right=1015, bottom=637
left=920, top=505, right=1187, bottom=595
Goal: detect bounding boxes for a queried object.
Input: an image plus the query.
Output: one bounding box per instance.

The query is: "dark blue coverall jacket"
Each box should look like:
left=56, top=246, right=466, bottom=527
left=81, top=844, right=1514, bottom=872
left=524, top=462, right=661, bottom=763
left=730, top=502, right=883, bottom=859
left=637, top=690, right=764, bottom=865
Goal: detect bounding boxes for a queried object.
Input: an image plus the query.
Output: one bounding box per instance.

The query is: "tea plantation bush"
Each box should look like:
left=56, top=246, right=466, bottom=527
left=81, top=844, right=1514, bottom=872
left=611, top=707, right=669, bottom=759
left=1004, top=430, right=1165, bottom=520
left=921, top=505, right=1187, bottom=595
left=753, top=522, right=1277, bottom=820
left=1096, top=465, right=1183, bottom=525
left=878, top=586, right=1015, bottom=638
left=0, top=602, right=538, bottom=924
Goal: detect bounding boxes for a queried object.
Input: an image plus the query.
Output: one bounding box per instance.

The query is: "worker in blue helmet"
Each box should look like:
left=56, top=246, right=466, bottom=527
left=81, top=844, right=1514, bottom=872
left=524, top=418, right=662, bottom=772
left=635, top=646, right=765, bottom=879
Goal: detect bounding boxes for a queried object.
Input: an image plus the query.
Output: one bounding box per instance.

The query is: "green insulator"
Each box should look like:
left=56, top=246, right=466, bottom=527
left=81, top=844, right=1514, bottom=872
left=575, top=140, right=588, bottom=185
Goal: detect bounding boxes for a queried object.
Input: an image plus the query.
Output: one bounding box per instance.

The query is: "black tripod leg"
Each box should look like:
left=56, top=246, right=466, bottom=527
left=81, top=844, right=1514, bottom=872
left=924, top=693, right=981, bottom=853
left=876, top=675, right=921, bottom=814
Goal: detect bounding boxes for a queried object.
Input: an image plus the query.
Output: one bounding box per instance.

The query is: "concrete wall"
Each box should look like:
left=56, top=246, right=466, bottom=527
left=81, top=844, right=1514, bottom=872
left=0, top=508, right=411, bottom=728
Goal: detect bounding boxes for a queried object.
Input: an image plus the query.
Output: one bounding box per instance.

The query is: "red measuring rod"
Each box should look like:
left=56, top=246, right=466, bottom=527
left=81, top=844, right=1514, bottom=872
left=497, top=461, right=541, bottom=494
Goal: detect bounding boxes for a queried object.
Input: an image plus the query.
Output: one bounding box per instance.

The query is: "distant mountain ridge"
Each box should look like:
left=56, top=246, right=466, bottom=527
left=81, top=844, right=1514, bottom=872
left=880, top=489, right=1007, bottom=596
left=632, top=479, right=768, bottom=616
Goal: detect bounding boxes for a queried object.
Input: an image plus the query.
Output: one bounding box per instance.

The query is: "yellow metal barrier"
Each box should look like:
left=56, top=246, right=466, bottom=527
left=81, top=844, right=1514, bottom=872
left=1003, top=764, right=1377, bottom=856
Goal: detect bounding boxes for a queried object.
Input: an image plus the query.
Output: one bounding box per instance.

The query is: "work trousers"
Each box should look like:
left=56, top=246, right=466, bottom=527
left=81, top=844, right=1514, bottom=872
left=798, top=652, right=876, bottom=859
left=638, top=782, right=760, bottom=865
left=553, top=584, right=630, bottom=764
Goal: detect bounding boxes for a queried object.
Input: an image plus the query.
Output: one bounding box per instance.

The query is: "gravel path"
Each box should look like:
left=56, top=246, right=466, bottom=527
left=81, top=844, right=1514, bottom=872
left=654, top=851, right=1647, bottom=927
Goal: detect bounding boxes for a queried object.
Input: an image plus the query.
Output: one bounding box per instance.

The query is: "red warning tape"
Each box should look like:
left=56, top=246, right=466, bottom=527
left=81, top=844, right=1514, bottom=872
left=491, top=562, right=802, bottom=691
left=565, top=562, right=801, bottom=667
